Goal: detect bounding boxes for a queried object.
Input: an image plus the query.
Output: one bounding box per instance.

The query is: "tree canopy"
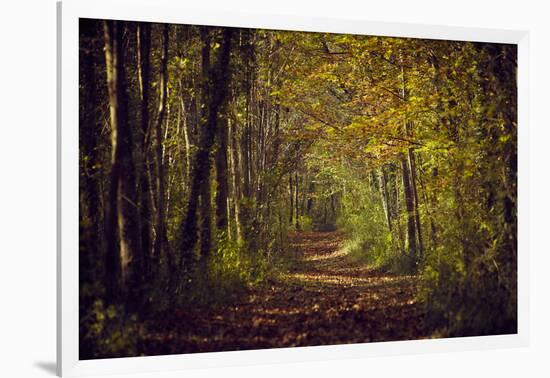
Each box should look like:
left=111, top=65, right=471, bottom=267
left=79, top=19, right=517, bottom=358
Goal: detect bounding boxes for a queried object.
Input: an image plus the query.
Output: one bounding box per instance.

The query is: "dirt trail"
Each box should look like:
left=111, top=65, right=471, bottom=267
left=143, top=231, right=430, bottom=355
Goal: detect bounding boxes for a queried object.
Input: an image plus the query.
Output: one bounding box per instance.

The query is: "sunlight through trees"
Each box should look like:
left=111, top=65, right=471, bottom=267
left=79, top=19, right=517, bottom=358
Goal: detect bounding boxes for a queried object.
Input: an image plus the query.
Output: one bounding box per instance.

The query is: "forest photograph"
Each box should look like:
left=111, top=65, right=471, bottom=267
left=79, top=18, right=517, bottom=359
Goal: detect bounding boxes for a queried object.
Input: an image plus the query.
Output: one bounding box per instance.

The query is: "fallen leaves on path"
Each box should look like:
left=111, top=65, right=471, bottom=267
left=141, top=231, right=431, bottom=356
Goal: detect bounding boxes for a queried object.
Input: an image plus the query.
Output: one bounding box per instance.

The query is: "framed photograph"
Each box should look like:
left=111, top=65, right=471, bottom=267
left=58, top=0, right=529, bottom=376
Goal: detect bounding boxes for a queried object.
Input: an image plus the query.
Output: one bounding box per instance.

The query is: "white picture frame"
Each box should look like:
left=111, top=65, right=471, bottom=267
left=57, top=0, right=529, bottom=376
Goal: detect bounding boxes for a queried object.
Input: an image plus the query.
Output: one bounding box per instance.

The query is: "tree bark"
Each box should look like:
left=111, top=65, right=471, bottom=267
left=289, top=174, right=294, bottom=224
left=399, top=61, right=420, bottom=263
left=153, top=24, right=169, bottom=260
left=406, top=123, right=424, bottom=258
left=392, top=164, right=405, bottom=253
left=295, top=172, right=300, bottom=230
left=377, top=166, right=392, bottom=232
left=137, top=22, right=152, bottom=279
left=197, top=28, right=213, bottom=259
left=180, top=96, right=191, bottom=187
left=180, top=28, right=233, bottom=262
left=215, top=102, right=230, bottom=234
left=229, top=117, right=242, bottom=240
left=103, top=20, right=141, bottom=297
left=400, top=155, right=417, bottom=259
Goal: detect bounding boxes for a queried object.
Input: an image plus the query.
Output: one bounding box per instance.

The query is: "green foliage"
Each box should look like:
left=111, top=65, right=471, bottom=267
left=80, top=300, right=144, bottom=359
left=79, top=19, right=517, bottom=356
left=179, top=228, right=293, bottom=307
left=297, top=215, right=313, bottom=232
left=337, top=178, right=398, bottom=272
left=181, top=236, right=251, bottom=306
left=421, top=249, right=517, bottom=336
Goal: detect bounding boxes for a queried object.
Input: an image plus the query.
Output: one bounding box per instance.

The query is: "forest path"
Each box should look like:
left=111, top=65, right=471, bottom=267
left=144, top=231, right=430, bottom=355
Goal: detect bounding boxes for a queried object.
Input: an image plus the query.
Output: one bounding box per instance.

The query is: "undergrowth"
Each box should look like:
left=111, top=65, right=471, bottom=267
left=80, top=299, right=144, bottom=359
left=337, top=188, right=411, bottom=274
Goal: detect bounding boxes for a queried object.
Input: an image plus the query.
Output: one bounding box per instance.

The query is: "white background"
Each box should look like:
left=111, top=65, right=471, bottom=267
left=0, top=0, right=547, bottom=377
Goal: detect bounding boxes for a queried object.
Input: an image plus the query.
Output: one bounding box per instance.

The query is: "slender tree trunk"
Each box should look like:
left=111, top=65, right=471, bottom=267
left=229, top=117, right=242, bottom=240
left=199, top=175, right=212, bottom=257
left=215, top=104, right=230, bottom=234
left=153, top=24, right=169, bottom=260
left=393, top=164, right=405, bottom=253
left=180, top=96, right=191, bottom=187
left=289, top=174, right=294, bottom=224
left=399, top=60, right=420, bottom=264
left=416, top=156, right=438, bottom=247
left=242, top=121, right=252, bottom=200
left=295, top=172, right=300, bottom=230
left=306, top=181, right=314, bottom=216
left=400, top=155, right=417, bottom=259
left=197, top=28, right=213, bottom=259
left=240, top=29, right=254, bottom=241
left=406, top=129, right=424, bottom=258
left=271, top=104, right=282, bottom=168
left=330, top=193, right=336, bottom=223
left=103, top=20, right=141, bottom=297
left=378, top=166, right=392, bottom=232
left=180, top=28, right=233, bottom=263
left=137, top=22, right=152, bottom=280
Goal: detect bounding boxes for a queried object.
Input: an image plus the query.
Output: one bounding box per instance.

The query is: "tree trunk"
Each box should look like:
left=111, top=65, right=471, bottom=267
left=406, top=128, right=424, bottom=258
left=180, top=28, right=233, bottom=263
left=306, top=181, right=314, bottom=216
left=400, top=155, right=417, bottom=260
left=399, top=61, right=420, bottom=264
left=153, top=24, right=169, bottom=260
left=229, top=117, right=242, bottom=240
left=197, top=28, right=213, bottom=259
left=392, top=164, right=405, bottom=253
left=180, top=96, right=191, bottom=187
left=215, top=103, right=230, bottom=234
left=137, top=22, right=152, bottom=279
left=377, top=166, right=392, bottom=232
left=103, top=20, right=141, bottom=297
left=295, top=172, right=300, bottom=230
left=289, top=174, right=294, bottom=224
left=416, top=154, right=438, bottom=247
left=240, top=29, right=254, bottom=240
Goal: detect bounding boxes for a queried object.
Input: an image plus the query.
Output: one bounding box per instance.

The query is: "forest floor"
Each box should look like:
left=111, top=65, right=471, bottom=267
left=142, top=231, right=432, bottom=355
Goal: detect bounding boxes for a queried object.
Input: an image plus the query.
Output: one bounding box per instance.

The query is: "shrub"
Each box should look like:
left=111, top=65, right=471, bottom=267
left=80, top=299, right=144, bottom=359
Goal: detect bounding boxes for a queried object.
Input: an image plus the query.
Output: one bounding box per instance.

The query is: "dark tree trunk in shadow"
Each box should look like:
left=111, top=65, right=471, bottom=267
left=180, top=28, right=234, bottom=264
left=153, top=24, right=170, bottom=261
left=103, top=20, right=142, bottom=300
left=215, top=109, right=230, bottom=234
left=137, top=21, right=152, bottom=284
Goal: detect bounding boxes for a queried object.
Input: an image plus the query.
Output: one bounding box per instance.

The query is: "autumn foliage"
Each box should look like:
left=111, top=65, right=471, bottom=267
left=79, top=19, right=517, bottom=358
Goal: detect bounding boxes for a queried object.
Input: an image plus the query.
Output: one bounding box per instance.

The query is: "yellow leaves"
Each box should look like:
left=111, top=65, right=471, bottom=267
left=499, top=134, right=511, bottom=143
left=176, top=56, right=189, bottom=69
left=408, top=95, right=423, bottom=104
